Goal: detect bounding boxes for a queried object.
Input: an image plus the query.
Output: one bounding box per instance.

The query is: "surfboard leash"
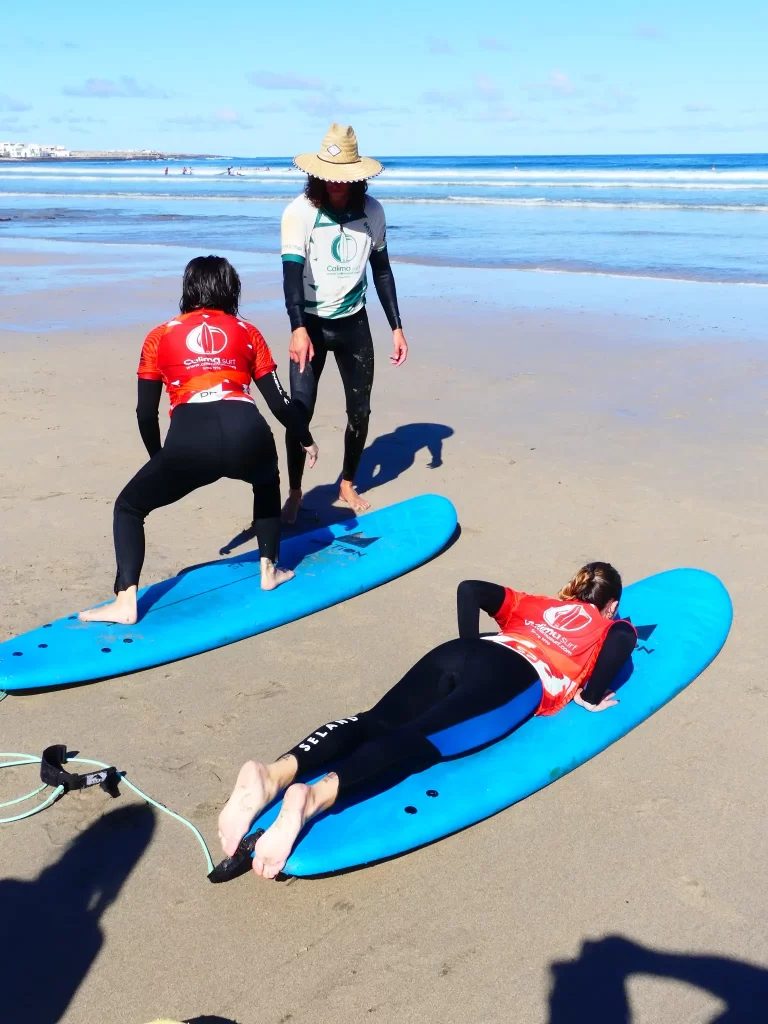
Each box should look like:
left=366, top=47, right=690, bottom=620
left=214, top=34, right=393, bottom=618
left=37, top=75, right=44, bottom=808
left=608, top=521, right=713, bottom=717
left=0, top=745, right=215, bottom=874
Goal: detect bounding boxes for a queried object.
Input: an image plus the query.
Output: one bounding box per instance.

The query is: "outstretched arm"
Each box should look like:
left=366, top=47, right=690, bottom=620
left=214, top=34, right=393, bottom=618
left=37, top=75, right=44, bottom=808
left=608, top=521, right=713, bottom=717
left=575, top=620, right=636, bottom=710
left=136, top=378, right=163, bottom=457
left=457, top=579, right=507, bottom=639
left=254, top=370, right=314, bottom=450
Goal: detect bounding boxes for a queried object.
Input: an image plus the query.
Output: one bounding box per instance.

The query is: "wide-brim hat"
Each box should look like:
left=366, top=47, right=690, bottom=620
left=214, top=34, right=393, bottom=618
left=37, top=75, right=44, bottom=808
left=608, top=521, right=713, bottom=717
left=293, top=123, right=383, bottom=182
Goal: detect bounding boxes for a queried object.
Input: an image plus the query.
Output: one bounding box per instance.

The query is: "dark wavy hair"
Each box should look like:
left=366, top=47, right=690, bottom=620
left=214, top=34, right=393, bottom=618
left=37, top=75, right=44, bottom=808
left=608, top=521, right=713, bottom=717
left=304, top=175, right=368, bottom=211
left=180, top=255, right=241, bottom=316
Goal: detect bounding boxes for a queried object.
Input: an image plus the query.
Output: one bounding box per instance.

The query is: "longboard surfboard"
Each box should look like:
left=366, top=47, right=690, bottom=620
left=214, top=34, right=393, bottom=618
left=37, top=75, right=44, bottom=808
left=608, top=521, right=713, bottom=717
left=0, top=494, right=458, bottom=692
left=244, top=568, right=732, bottom=876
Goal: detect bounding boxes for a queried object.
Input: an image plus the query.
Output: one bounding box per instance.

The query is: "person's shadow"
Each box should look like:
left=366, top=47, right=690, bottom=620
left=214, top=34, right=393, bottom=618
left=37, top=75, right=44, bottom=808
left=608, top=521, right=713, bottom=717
left=0, top=803, right=155, bottom=1024
left=288, top=421, right=455, bottom=537
left=548, top=934, right=768, bottom=1023
left=220, top=421, right=454, bottom=551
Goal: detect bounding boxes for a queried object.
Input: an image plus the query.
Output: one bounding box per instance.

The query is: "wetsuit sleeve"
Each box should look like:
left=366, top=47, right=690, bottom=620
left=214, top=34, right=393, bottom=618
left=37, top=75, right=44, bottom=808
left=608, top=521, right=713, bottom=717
left=282, top=259, right=307, bottom=332
left=136, top=378, right=163, bottom=457
left=244, top=323, right=278, bottom=380
left=580, top=620, right=637, bottom=705
left=281, top=203, right=308, bottom=331
left=457, top=580, right=508, bottom=639
left=368, top=247, right=403, bottom=331
left=254, top=370, right=313, bottom=448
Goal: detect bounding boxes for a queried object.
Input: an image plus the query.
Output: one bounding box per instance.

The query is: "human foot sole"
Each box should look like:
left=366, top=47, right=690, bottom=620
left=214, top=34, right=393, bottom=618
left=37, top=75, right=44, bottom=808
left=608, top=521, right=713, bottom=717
left=218, top=761, right=275, bottom=856
left=252, top=783, right=311, bottom=879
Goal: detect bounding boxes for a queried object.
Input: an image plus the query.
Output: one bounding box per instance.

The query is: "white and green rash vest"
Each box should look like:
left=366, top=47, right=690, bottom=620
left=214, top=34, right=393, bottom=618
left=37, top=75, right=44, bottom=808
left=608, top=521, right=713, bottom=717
left=280, top=194, right=388, bottom=319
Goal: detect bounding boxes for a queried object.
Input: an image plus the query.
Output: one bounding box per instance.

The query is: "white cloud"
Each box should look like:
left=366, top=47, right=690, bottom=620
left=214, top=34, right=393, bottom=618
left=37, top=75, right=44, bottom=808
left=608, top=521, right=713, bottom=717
left=426, top=35, right=454, bottom=55
left=0, top=94, right=32, bottom=112
left=479, top=37, right=512, bottom=52
left=49, top=113, right=107, bottom=125
left=525, top=69, right=577, bottom=99
left=248, top=71, right=325, bottom=91
left=294, top=93, right=399, bottom=118
left=474, top=74, right=504, bottom=103
left=164, top=108, right=252, bottom=131
left=465, top=106, right=523, bottom=123
left=0, top=115, right=38, bottom=133
left=62, top=77, right=171, bottom=99
left=587, top=86, right=636, bottom=114
left=421, top=89, right=464, bottom=110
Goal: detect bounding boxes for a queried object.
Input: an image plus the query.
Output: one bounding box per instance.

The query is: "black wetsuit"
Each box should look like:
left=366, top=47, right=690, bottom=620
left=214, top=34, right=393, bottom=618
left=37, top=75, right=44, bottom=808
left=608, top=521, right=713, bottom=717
left=285, top=581, right=636, bottom=796
left=282, top=245, right=401, bottom=489
left=113, top=373, right=311, bottom=592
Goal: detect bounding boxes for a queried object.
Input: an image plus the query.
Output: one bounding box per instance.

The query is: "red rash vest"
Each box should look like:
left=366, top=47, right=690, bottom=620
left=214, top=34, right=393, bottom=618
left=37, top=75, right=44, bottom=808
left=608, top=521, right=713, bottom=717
left=485, top=588, right=634, bottom=715
left=138, top=309, right=277, bottom=413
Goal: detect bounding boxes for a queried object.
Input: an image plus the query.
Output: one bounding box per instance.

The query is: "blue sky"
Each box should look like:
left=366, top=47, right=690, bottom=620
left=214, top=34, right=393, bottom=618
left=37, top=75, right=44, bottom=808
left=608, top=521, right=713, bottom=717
left=1, top=0, right=766, bottom=155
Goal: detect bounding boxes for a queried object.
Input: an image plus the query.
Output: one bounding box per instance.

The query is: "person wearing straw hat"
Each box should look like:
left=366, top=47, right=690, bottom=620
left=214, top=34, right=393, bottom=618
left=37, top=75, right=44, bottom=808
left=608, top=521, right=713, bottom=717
left=280, top=123, right=408, bottom=523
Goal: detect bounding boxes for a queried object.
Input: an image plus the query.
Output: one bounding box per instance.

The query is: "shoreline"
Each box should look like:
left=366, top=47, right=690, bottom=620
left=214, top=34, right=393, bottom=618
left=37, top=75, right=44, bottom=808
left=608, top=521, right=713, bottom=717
left=3, top=231, right=768, bottom=285
left=2, top=238, right=766, bottom=341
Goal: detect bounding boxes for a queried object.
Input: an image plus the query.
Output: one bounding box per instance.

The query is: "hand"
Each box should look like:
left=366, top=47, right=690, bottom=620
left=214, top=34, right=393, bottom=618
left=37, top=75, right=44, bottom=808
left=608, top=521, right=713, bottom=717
left=302, top=442, right=319, bottom=469
left=573, top=688, right=619, bottom=712
left=289, top=327, right=314, bottom=374
left=390, top=328, right=408, bottom=367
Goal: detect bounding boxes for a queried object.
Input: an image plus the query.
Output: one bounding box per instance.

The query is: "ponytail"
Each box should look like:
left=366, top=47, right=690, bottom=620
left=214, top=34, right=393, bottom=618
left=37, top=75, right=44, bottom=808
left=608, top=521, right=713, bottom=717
left=558, top=561, right=622, bottom=610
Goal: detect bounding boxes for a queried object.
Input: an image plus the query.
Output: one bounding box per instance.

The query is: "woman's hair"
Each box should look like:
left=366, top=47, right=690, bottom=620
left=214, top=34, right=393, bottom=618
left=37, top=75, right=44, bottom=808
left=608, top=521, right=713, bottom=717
left=304, top=174, right=368, bottom=210
left=180, top=255, right=241, bottom=316
left=558, top=561, right=622, bottom=610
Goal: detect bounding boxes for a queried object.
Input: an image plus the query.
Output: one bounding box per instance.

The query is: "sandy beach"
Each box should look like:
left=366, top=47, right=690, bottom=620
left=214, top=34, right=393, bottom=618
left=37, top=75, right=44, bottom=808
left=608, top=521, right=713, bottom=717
left=1, top=245, right=767, bottom=1023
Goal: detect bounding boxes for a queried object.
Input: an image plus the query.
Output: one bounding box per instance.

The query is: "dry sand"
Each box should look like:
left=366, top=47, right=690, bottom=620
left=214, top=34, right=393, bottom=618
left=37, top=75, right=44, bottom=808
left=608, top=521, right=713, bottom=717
left=1, top=249, right=767, bottom=1024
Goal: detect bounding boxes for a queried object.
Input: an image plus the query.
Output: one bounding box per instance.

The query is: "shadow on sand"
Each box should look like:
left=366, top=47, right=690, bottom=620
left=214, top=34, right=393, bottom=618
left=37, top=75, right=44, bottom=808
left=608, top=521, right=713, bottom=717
left=548, top=935, right=768, bottom=1023
left=0, top=804, right=155, bottom=1024
left=220, top=421, right=455, bottom=552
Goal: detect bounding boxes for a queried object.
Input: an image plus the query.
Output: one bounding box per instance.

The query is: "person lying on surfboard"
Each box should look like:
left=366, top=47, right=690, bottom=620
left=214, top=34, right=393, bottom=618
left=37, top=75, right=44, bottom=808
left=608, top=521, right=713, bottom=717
left=79, top=256, right=318, bottom=626
left=217, top=563, right=636, bottom=879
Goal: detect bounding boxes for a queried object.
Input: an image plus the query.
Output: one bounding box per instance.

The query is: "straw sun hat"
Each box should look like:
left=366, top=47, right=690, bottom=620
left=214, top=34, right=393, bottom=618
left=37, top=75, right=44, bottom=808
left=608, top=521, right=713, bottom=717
left=293, top=123, right=383, bottom=182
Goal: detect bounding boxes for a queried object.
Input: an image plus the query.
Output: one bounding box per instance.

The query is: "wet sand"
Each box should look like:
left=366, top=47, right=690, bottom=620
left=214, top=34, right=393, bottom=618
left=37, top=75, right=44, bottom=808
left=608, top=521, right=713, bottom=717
left=1, top=246, right=767, bottom=1023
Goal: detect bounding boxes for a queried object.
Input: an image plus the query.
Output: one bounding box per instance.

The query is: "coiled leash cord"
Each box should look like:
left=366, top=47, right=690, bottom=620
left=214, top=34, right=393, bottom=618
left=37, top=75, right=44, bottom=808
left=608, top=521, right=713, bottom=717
left=0, top=744, right=215, bottom=874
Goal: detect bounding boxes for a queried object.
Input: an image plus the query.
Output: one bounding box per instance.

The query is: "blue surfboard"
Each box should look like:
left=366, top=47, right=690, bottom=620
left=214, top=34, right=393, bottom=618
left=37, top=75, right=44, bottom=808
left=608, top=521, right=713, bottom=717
left=0, top=494, right=457, bottom=692
left=244, top=568, right=731, bottom=876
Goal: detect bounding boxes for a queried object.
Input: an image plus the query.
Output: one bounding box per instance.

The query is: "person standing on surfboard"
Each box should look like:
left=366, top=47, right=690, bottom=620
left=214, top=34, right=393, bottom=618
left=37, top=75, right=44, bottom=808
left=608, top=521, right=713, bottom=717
left=217, top=563, right=636, bottom=879
left=280, top=123, right=408, bottom=524
left=79, top=256, right=318, bottom=626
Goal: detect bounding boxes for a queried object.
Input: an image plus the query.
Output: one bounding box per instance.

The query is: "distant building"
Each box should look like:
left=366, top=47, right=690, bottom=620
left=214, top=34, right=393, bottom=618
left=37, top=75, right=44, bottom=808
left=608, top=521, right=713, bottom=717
left=0, top=142, right=71, bottom=159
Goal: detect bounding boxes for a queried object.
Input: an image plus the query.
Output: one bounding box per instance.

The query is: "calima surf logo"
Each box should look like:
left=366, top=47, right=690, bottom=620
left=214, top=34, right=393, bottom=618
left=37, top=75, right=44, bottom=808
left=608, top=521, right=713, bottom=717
left=542, top=604, right=592, bottom=632
left=331, top=231, right=358, bottom=264
left=186, top=322, right=228, bottom=356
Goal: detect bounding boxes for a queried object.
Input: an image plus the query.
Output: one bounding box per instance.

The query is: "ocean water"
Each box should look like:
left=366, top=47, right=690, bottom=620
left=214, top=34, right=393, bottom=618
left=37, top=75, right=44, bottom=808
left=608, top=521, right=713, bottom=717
left=1, top=154, right=767, bottom=284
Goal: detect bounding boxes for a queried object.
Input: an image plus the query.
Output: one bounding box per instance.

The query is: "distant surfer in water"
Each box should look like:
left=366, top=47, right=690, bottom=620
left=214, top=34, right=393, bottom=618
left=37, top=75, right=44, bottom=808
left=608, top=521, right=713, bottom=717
left=218, top=563, right=636, bottom=878
left=79, top=256, right=317, bottom=626
left=280, top=123, right=408, bottom=524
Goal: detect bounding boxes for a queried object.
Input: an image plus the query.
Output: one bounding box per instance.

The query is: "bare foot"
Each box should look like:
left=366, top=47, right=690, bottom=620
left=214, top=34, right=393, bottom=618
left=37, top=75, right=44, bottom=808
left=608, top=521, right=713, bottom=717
left=252, top=772, right=339, bottom=879
left=338, top=480, right=371, bottom=514
left=79, top=587, right=138, bottom=624
left=260, top=558, right=295, bottom=591
left=218, top=761, right=277, bottom=856
left=252, top=782, right=311, bottom=879
left=281, top=489, right=302, bottom=525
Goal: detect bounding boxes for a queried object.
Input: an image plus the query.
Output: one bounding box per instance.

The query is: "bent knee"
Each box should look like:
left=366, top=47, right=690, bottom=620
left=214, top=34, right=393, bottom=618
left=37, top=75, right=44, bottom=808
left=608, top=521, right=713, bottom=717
left=114, top=493, right=148, bottom=521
